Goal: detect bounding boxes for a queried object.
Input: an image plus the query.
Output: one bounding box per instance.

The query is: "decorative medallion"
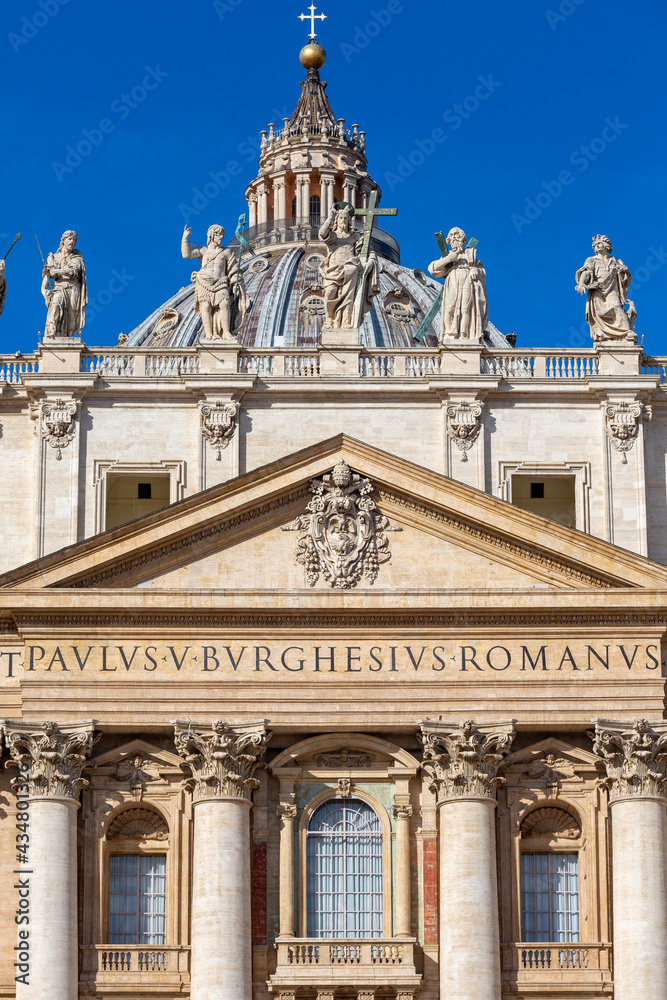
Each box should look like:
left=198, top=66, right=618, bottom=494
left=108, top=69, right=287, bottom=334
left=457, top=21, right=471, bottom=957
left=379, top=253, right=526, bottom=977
left=282, top=461, right=400, bottom=589
left=249, top=256, right=270, bottom=274
left=314, top=750, right=374, bottom=769
left=604, top=401, right=650, bottom=462
left=445, top=401, right=483, bottom=462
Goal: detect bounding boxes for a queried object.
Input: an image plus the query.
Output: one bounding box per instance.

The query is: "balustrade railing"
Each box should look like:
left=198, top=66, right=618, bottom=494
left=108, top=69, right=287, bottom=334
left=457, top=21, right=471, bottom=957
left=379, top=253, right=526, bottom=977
left=502, top=942, right=611, bottom=982
left=0, top=356, right=40, bottom=382
left=237, top=351, right=320, bottom=377
left=642, top=356, right=667, bottom=382
left=83, top=944, right=190, bottom=983
left=81, top=350, right=200, bottom=376
left=278, top=939, right=412, bottom=968
left=482, top=350, right=599, bottom=378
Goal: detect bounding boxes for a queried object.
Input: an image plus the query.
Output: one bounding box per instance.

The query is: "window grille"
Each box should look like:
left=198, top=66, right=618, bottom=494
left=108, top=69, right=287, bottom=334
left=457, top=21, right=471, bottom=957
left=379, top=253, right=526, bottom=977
left=306, top=797, right=383, bottom=939
left=521, top=853, right=579, bottom=942
left=109, top=855, right=166, bottom=945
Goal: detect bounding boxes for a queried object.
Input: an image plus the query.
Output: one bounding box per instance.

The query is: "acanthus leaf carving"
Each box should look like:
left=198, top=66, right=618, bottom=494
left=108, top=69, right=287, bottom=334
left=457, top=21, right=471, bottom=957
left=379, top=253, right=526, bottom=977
left=589, top=718, right=667, bottom=800
left=419, top=718, right=515, bottom=802
left=4, top=720, right=98, bottom=800
left=41, top=398, right=77, bottom=460
left=173, top=719, right=270, bottom=802
left=445, top=401, right=482, bottom=461
left=314, top=750, right=374, bottom=769
left=200, top=400, right=238, bottom=460
left=282, top=461, right=400, bottom=589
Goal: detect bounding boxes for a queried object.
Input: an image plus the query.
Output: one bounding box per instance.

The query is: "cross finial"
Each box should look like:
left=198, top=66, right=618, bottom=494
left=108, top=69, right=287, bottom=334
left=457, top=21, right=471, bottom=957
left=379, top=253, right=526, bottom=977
left=298, top=3, right=327, bottom=39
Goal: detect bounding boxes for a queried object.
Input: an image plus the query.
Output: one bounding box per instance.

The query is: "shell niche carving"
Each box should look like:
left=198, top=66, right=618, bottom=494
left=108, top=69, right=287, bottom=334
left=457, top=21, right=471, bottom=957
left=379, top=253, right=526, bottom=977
left=107, top=807, right=169, bottom=841
left=520, top=806, right=580, bottom=841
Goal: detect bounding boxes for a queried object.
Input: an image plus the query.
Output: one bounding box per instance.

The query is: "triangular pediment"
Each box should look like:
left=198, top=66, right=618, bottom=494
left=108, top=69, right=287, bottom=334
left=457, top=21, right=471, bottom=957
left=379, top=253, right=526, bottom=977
left=503, top=737, right=599, bottom=774
left=1, top=434, right=667, bottom=593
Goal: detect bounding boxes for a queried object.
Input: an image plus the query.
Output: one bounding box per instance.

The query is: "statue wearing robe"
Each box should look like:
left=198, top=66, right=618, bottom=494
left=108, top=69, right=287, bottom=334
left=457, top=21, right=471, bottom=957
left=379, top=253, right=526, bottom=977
left=575, top=235, right=636, bottom=343
left=42, top=231, right=87, bottom=339
left=318, top=205, right=379, bottom=330
left=182, top=224, right=247, bottom=341
left=428, top=227, right=489, bottom=341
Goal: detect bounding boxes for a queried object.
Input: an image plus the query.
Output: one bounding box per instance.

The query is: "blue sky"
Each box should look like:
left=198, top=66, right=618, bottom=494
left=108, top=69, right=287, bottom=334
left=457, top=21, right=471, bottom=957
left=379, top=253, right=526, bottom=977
left=1, top=0, right=665, bottom=354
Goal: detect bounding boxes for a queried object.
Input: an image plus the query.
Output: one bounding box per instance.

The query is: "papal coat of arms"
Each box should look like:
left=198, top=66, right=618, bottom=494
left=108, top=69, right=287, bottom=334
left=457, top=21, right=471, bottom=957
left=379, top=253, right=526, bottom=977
left=283, top=461, right=400, bottom=589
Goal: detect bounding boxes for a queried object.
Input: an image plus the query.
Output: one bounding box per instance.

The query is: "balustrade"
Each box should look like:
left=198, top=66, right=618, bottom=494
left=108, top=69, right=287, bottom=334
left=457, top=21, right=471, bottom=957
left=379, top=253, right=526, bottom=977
left=501, top=942, right=611, bottom=989
left=0, top=357, right=39, bottom=381
left=282, top=940, right=409, bottom=968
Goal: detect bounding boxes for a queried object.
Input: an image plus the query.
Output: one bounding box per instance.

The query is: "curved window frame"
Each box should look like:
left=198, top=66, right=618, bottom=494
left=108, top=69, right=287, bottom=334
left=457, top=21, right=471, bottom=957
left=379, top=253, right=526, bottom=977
left=299, top=788, right=392, bottom=938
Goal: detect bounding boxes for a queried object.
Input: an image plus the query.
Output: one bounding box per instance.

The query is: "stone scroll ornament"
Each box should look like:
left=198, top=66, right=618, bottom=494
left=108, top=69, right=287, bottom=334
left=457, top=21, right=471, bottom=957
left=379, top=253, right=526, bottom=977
left=41, top=398, right=77, bottom=459
left=419, top=718, right=515, bottom=801
left=589, top=719, right=667, bottom=800
left=604, top=400, right=650, bottom=463
left=173, top=719, right=270, bottom=801
left=282, top=460, right=400, bottom=589
left=200, top=401, right=238, bottom=460
left=4, top=720, right=98, bottom=800
left=446, top=401, right=482, bottom=461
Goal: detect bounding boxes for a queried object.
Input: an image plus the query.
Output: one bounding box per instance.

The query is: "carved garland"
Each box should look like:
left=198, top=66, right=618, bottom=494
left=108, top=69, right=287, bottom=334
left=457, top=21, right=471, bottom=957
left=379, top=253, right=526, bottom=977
left=604, top=401, right=650, bottom=463
left=445, top=401, right=482, bottom=462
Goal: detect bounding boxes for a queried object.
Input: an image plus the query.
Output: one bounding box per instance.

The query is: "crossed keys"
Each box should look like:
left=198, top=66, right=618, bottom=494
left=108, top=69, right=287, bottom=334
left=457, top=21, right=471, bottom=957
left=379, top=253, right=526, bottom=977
left=298, top=3, right=326, bottom=39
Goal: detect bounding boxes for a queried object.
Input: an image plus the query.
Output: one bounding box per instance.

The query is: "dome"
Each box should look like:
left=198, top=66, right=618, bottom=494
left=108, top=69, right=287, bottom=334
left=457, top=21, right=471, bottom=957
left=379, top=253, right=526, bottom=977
left=123, top=242, right=510, bottom=350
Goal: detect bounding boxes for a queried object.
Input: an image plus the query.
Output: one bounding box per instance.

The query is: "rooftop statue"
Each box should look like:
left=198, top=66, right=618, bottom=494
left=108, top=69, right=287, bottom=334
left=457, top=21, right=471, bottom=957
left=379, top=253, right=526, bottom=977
left=575, top=234, right=637, bottom=343
left=41, top=230, right=87, bottom=339
left=428, top=227, right=489, bottom=342
left=182, top=224, right=247, bottom=342
left=318, top=203, right=379, bottom=331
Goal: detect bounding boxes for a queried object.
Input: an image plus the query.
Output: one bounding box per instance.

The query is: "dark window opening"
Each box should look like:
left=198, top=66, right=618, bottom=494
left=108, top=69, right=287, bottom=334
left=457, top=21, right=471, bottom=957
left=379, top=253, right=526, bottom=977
left=530, top=482, right=545, bottom=499
left=137, top=483, right=152, bottom=500
left=309, top=194, right=321, bottom=227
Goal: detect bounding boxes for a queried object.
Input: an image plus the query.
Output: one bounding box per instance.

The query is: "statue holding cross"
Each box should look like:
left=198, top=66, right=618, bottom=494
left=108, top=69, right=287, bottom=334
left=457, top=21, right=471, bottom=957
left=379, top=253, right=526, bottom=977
left=318, top=191, right=397, bottom=333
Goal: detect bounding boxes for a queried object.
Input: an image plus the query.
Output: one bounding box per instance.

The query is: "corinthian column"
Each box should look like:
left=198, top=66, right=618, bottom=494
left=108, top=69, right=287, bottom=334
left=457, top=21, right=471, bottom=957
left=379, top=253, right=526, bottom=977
left=4, top=720, right=97, bottom=1000
left=591, top=719, right=667, bottom=999
left=419, top=719, right=514, bottom=1000
left=174, top=719, right=270, bottom=1000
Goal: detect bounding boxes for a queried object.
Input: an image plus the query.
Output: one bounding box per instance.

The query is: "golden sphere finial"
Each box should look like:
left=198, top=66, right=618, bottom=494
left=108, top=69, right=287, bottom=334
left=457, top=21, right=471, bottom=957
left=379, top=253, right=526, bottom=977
left=299, top=41, right=326, bottom=69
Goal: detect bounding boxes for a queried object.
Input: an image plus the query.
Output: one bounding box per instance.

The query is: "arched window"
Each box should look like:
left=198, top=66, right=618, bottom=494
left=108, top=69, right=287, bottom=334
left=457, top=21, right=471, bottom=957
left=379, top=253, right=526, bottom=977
left=520, top=807, right=581, bottom=943
left=106, top=807, right=168, bottom=945
left=306, top=797, right=383, bottom=938
left=309, top=194, right=321, bottom=227
left=291, top=196, right=297, bottom=222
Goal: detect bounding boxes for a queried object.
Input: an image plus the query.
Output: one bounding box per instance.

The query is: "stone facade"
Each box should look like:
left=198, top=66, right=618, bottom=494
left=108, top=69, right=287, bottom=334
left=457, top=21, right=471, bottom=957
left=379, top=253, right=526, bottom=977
left=1, top=33, right=667, bottom=1000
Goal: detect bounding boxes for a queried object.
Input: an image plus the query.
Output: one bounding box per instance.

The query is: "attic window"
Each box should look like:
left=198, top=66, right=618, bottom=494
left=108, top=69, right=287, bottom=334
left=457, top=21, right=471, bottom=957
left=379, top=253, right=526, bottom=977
left=105, top=474, right=170, bottom=531
left=511, top=475, right=576, bottom=528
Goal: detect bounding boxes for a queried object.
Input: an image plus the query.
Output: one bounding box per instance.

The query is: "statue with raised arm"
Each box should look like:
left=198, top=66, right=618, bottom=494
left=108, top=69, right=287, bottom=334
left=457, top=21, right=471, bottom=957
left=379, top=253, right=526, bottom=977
left=428, top=227, right=488, bottom=342
left=575, top=234, right=637, bottom=343
left=318, top=204, right=379, bottom=330
left=182, top=224, right=247, bottom=341
left=42, top=230, right=87, bottom=339
left=0, top=260, right=6, bottom=318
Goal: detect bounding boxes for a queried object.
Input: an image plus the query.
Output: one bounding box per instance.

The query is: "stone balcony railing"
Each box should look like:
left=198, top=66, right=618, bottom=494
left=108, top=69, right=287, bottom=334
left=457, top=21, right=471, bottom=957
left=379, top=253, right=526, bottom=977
left=502, top=942, right=612, bottom=991
left=80, top=944, right=190, bottom=991
left=0, top=347, right=665, bottom=384
left=269, top=938, right=421, bottom=994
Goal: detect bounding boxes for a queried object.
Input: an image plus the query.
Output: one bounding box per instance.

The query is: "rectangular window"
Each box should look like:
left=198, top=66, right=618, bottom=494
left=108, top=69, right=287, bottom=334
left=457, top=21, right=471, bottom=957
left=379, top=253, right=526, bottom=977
left=521, top=853, right=579, bottom=942
left=511, top=475, right=576, bottom=528
left=109, top=855, right=166, bottom=945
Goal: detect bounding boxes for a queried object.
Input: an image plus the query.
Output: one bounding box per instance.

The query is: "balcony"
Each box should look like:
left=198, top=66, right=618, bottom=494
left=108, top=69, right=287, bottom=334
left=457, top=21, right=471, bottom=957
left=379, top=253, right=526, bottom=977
left=80, top=944, right=190, bottom=994
left=269, top=938, right=421, bottom=996
left=502, top=942, right=612, bottom=994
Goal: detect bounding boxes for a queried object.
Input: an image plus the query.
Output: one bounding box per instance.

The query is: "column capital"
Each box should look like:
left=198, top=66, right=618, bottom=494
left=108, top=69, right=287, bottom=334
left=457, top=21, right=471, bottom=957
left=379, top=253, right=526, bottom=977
left=392, top=803, right=413, bottom=820
left=590, top=718, right=667, bottom=801
left=3, top=719, right=98, bottom=801
left=174, top=718, right=271, bottom=802
left=276, top=802, right=297, bottom=821
left=419, top=718, right=515, bottom=803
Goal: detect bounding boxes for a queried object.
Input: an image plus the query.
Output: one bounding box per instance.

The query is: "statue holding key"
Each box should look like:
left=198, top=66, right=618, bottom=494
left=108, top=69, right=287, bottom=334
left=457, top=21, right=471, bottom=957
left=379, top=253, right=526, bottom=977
left=428, top=227, right=489, bottom=342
